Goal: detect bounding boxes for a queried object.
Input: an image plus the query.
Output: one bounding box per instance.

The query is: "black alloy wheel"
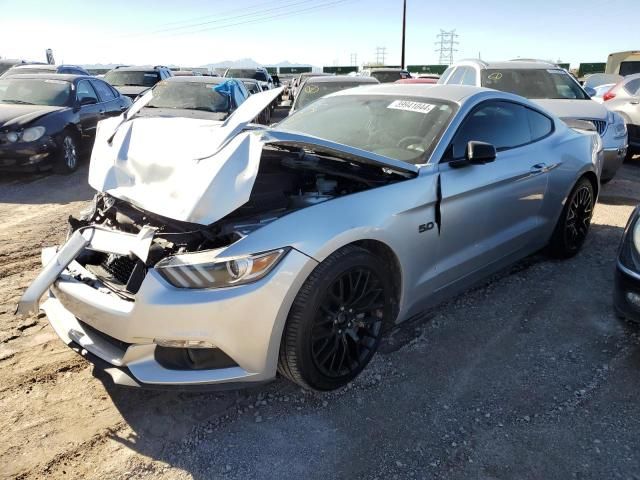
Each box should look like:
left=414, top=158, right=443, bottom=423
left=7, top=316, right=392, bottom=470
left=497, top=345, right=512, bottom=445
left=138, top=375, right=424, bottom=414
left=548, top=177, right=594, bottom=258
left=278, top=245, right=394, bottom=390
left=564, top=183, right=594, bottom=251
left=310, top=267, right=384, bottom=379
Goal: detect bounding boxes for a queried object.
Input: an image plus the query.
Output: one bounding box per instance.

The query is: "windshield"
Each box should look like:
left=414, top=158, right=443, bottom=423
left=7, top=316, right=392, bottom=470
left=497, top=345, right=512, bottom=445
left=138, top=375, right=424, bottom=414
left=104, top=70, right=160, bottom=87
left=294, top=82, right=369, bottom=110
left=145, top=81, right=231, bottom=112
left=243, top=82, right=260, bottom=94
left=276, top=95, right=456, bottom=163
left=620, top=61, right=640, bottom=76
left=0, top=78, right=71, bottom=106
left=371, top=71, right=407, bottom=83
left=225, top=69, right=268, bottom=82
left=481, top=68, right=588, bottom=99
left=0, top=63, right=14, bottom=76
left=583, top=73, right=623, bottom=89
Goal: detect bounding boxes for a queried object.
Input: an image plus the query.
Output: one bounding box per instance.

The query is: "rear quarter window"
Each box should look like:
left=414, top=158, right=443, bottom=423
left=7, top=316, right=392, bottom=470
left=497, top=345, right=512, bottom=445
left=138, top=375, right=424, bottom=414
left=623, top=78, right=640, bottom=96
left=527, top=108, right=554, bottom=141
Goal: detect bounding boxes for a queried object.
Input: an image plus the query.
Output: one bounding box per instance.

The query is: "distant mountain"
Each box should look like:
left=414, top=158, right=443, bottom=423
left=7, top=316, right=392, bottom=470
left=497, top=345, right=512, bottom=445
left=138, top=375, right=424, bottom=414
left=199, top=58, right=314, bottom=69
left=199, top=58, right=261, bottom=69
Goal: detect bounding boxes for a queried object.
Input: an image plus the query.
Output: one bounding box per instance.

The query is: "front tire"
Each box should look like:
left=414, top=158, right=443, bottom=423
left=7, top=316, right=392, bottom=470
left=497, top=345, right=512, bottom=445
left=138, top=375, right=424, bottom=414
left=53, top=132, right=79, bottom=174
left=548, top=177, right=594, bottom=258
left=278, top=245, right=394, bottom=390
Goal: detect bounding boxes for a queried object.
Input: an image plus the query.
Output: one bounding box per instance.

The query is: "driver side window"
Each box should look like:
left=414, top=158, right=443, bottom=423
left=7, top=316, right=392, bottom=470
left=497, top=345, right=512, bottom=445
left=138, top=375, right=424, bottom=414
left=449, top=101, right=531, bottom=159
left=76, top=80, right=98, bottom=104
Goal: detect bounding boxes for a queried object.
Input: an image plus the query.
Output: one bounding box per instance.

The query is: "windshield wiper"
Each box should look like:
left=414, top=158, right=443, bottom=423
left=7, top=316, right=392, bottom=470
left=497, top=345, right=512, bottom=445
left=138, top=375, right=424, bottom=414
left=1, top=99, right=35, bottom=105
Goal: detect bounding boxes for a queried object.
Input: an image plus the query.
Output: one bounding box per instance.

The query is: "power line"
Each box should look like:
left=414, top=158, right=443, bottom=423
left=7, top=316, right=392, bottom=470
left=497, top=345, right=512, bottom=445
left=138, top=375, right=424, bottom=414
left=150, top=0, right=288, bottom=29
left=146, top=0, right=318, bottom=36
left=435, top=29, right=459, bottom=65
left=155, top=0, right=357, bottom=39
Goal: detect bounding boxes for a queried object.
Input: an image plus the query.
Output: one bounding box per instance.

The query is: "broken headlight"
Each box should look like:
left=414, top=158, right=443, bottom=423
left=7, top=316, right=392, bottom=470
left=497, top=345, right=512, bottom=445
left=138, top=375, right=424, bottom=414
left=155, top=248, right=289, bottom=289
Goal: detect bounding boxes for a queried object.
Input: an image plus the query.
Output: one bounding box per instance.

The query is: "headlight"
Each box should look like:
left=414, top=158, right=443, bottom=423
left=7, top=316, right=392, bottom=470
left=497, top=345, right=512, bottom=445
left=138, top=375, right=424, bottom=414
left=4, top=126, right=46, bottom=143
left=619, top=208, right=640, bottom=272
left=21, top=126, right=46, bottom=142
left=155, top=248, right=289, bottom=289
left=609, top=111, right=627, bottom=138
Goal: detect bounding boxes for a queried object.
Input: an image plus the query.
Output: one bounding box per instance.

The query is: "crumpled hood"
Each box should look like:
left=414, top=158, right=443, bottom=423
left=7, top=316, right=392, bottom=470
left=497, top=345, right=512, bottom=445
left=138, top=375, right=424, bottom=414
left=89, top=88, right=284, bottom=225
left=533, top=99, right=607, bottom=120
left=0, top=104, right=66, bottom=129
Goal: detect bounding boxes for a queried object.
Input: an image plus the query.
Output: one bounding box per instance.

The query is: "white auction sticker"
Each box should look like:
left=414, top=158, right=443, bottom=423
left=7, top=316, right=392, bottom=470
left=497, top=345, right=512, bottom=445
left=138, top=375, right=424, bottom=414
left=387, top=100, right=435, bottom=114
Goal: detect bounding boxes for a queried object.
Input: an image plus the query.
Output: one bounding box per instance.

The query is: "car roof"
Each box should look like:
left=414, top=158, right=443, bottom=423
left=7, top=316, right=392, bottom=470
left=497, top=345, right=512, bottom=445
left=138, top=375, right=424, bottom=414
left=456, top=59, right=562, bottom=70
left=299, top=72, right=331, bottom=77
left=1, top=73, right=88, bottom=81
left=303, top=76, right=379, bottom=84
left=163, top=76, right=228, bottom=84
left=369, top=67, right=407, bottom=72
left=328, top=84, right=496, bottom=103
left=110, top=65, right=166, bottom=72
left=11, top=64, right=58, bottom=70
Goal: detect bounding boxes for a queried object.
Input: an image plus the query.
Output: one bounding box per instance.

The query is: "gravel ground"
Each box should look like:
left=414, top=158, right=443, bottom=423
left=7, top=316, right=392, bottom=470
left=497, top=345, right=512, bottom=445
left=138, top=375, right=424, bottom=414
left=1, top=121, right=640, bottom=479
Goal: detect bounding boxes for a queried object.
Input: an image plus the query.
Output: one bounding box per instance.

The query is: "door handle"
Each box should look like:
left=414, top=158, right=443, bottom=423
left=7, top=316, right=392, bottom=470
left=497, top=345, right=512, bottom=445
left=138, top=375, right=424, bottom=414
left=631, top=100, right=640, bottom=105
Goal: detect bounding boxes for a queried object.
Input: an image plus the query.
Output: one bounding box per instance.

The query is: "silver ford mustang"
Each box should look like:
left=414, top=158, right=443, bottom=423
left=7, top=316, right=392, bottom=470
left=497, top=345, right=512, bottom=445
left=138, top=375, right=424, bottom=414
left=18, top=84, right=603, bottom=391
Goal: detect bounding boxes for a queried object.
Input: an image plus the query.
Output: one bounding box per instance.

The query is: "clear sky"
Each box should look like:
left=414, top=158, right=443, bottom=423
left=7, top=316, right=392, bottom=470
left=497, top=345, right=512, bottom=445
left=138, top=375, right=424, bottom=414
left=0, top=0, right=637, bottom=68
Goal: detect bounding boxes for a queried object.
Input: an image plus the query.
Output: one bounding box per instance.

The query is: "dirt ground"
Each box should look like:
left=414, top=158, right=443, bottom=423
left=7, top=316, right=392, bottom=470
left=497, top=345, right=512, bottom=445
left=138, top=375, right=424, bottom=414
left=2, top=145, right=640, bottom=479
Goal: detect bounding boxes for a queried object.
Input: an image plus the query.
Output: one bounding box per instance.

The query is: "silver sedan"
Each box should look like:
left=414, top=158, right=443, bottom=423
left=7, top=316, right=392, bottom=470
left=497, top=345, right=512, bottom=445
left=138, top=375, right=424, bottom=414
left=18, top=85, right=603, bottom=391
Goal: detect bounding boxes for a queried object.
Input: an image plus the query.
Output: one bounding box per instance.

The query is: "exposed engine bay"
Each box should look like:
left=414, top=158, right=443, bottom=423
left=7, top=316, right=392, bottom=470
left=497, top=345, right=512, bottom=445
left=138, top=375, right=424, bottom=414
left=70, top=145, right=410, bottom=298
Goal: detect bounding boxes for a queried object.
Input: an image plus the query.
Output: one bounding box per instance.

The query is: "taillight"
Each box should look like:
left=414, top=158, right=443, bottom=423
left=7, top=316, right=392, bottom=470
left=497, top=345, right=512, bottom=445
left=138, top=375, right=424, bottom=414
left=603, top=80, right=624, bottom=101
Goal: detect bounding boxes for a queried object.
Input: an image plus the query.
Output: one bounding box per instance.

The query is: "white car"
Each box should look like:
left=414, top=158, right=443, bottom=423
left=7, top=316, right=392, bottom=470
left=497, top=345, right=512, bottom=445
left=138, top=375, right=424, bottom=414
left=439, top=60, right=628, bottom=182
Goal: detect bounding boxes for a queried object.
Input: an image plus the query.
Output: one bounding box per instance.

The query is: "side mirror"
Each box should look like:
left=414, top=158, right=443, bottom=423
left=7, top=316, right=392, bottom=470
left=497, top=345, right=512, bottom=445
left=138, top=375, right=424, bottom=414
left=79, top=96, right=97, bottom=106
left=466, top=141, right=496, bottom=164
left=584, top=86, right=597, bottom=97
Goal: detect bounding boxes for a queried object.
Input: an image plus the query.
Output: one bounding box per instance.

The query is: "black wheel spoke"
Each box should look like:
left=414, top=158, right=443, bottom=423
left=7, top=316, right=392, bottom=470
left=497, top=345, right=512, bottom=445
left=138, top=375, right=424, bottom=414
left=564, top=185, right=593, bottom=249
left=310, top=265, right=388, bottom=379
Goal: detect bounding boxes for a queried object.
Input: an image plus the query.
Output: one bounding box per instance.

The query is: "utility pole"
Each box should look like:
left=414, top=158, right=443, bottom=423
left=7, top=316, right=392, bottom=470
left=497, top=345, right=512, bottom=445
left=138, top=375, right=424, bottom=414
left=401, top=0, right=407, bottom=69
left=434, top=29, right=459, bottom=65
left=350, top=53, right=358, bottom=66
left=375, top=47, right=387, bottom=66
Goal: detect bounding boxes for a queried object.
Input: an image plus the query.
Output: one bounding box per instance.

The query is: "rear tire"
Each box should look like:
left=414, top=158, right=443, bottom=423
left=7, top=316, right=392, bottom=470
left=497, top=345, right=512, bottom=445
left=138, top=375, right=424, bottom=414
left=278, top=245, right=394, bottom=391
left=53, top=132, right=79, bottom=174
left=547, top=177, right=594, bottom=258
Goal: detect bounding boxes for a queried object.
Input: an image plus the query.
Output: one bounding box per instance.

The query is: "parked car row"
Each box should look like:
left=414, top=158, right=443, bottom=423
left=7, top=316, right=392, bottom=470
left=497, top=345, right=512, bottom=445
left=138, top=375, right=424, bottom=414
left=0, top=63, right=283, bottom=173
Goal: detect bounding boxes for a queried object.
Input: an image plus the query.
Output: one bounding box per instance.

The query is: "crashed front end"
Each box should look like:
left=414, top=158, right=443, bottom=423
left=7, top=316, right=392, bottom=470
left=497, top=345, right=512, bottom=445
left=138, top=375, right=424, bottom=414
left=17, top=196, right=318, bottom=388
left=16, top=88, right=413, bottom=389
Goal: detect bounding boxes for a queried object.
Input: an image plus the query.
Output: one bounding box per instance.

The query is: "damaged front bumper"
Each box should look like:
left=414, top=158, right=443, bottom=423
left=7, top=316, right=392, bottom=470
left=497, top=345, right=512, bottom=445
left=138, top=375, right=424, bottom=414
left=17, top=227, right=317, bottom=389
